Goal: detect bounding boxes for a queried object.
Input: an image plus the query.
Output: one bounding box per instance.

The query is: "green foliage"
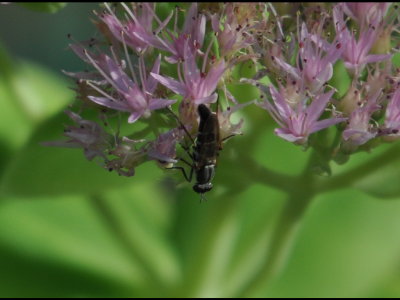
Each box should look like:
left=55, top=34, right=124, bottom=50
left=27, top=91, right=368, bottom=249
left=17, top=3, right=67, bottom=13
left=263, top=189, right=400, bottom=298
left=329, top=60, right=351, bottom=98
left=1, top=24, right=400, bottom=299
left=393, top=52, right=400, bottom=67
left=0, top=125, right=159, bottom=197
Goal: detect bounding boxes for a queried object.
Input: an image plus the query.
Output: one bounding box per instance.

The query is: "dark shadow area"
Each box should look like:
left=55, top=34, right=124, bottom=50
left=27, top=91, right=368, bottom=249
left=0, top=242, right=136, bottom=297
left=0, top=3, right=99, bottom=72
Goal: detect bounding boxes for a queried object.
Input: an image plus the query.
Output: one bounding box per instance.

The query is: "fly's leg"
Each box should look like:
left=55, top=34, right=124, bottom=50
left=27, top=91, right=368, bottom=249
left=165, top=166, right=190, bottom=182
left=179, top=157, right=194, bottom=168
left=219, top=134, right=240, bottom=150
left=165, top=106, right=196, bottom=160
left=165, top=165, right=194, bottom=182
left=222, top=134, right=239, bottom=143
left=165, top=106, right=195, bottom=144
left=179, top=143, right=195, bottom=160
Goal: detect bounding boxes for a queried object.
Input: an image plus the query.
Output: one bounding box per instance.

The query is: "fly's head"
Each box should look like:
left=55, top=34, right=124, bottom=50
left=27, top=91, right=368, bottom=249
left=193, top=182, right=213, bottom=194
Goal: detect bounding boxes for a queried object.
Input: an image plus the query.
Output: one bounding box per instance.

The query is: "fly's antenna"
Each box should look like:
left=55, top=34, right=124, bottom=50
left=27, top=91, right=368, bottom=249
left=200, top=193, right=208, bottom=203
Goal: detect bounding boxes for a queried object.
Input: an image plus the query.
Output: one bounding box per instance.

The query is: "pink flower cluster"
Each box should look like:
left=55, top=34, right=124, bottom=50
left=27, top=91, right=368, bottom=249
left=51, top=3, right=256, bottom=176
left=250, top=2, right=400, bottom=157
left=50, top=2, right=400, bottom=178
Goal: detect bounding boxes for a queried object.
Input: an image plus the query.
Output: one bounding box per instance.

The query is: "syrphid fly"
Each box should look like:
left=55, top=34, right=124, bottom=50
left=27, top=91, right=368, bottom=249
left=192, top=103, right=220, bottom=195
left=166, top=102, right=234, bottom=201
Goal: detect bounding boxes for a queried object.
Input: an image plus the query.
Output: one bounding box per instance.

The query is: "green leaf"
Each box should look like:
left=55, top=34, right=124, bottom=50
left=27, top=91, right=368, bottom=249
left=253, top=127, right=311, bottom=176
left=0, top=180, right=184, bottom=297
left=226, top=82, right=259, bottom=103
left=0, top=57, right=120, bottom=197
left=17, top=3, right=67, bottom=13
left=260, top=188, right=400, bottom=297
left=0, top=112, right=163, bottom=197
left=0, top=73, right=31, bottom=160
left=101, top=183, right=181, bottom=289
left=0, top=46, right=73, bottom=178
left=393, top=52, right=400, bottom=68
left=0, top=195, right=146, bottom=297
left=318, top=143, right=400, bottom=198
left=166, top=169, right=289, bottom=297
left=219, top=185, right=287, bottom=297
left=9, top=60, right=73, bottom=123
left=0, top=58, right=73, bottom=152
left=166, top=187, right=242, bottom=297
left=369, top=272, right=400, bottom=297
left=351, top=149, right=400, bottom=198
left=329, top=60, right=351, bottom=98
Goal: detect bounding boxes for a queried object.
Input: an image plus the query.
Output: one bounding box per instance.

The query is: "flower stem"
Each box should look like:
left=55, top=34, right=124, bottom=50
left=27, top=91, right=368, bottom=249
left=316, top=144, right=400, bottom=192
left=90, top=194, right=167, bottom=297
left=236, top=150, right=319, bottom=297
left=237, top=190, right=313, bottom=297
left=172, top=191, right=239, bottom=297
left=242, top=156, right=298, bottom=191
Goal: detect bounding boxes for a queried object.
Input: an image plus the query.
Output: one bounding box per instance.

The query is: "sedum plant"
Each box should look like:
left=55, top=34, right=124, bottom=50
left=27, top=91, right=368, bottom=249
left=48, top=2, right=400, bottom=184
left=21, top=2, right=400, bottom=297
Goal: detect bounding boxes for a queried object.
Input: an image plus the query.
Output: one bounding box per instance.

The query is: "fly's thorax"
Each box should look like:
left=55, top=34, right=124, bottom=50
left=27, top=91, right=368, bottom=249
left=194, top=140, right=219, bottom=163
left=193, top=156, right=217, bottom=168
left=196, top=127, right=219, bottom=144
left=193, top=105, right=221, bottom=166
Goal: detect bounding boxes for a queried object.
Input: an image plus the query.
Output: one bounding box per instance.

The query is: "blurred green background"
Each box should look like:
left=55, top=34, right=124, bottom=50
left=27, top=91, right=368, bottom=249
left=1, top=3, right=400, bottom=298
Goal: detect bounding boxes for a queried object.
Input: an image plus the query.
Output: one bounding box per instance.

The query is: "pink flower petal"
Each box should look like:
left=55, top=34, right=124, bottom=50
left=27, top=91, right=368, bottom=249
left=103, top=55, right=134, bottom=94
left=183, top=50, right=201, bottom=85
left=202, top=60, right=226, bottom=95
left=128, top=111, right=142, bottom=123
left=306, top=90, right=335, bottom=123
left=193, top=93, right=218, bottom=105
left=69, top=44, right=94, bottom=63
left=148, top=98, right=177, bottom=110
left=151, top=73, right=186, bottom=96
left=145, top=54, right=161, bottom=94
left=62, top=70, right=107, bottom=85
left=124, top=86, right=147, bottom=111
left=310, top=117, right=347, bottom=134
left=363, top=54, right=392, bottom=64
left=275, top=128, right=305, bottom=143
left=273, top=56, right=301, bottom=80
left=88, top=96, right=129, bottom=111
left=269, top=85, right=293, bottom=121
left=342, top=128, right=376, bottom=145
left=183, top=3, right=198, bottom=34
left=165, top=55, right=179, bottom=64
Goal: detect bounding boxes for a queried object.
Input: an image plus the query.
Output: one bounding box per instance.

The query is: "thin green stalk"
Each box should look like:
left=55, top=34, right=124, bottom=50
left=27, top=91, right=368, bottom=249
left=317, top=144, right=400, bottom=192
left=89, top=194, right=167, bottom=297
left=236, top=150, right=319, bottom=297
left=172, top=193, right=239, bottom=297
left=241, top=156, right=298, bottom=191
left=236, top=190, right=313, bottom=297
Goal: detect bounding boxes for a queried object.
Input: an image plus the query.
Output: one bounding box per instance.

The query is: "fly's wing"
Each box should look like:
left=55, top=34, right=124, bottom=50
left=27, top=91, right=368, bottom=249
left=198, top=104, right=212, bottom=133
left=196, top=105, right=220, bottom=163
left=197, top=104, right=219, bottom=144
